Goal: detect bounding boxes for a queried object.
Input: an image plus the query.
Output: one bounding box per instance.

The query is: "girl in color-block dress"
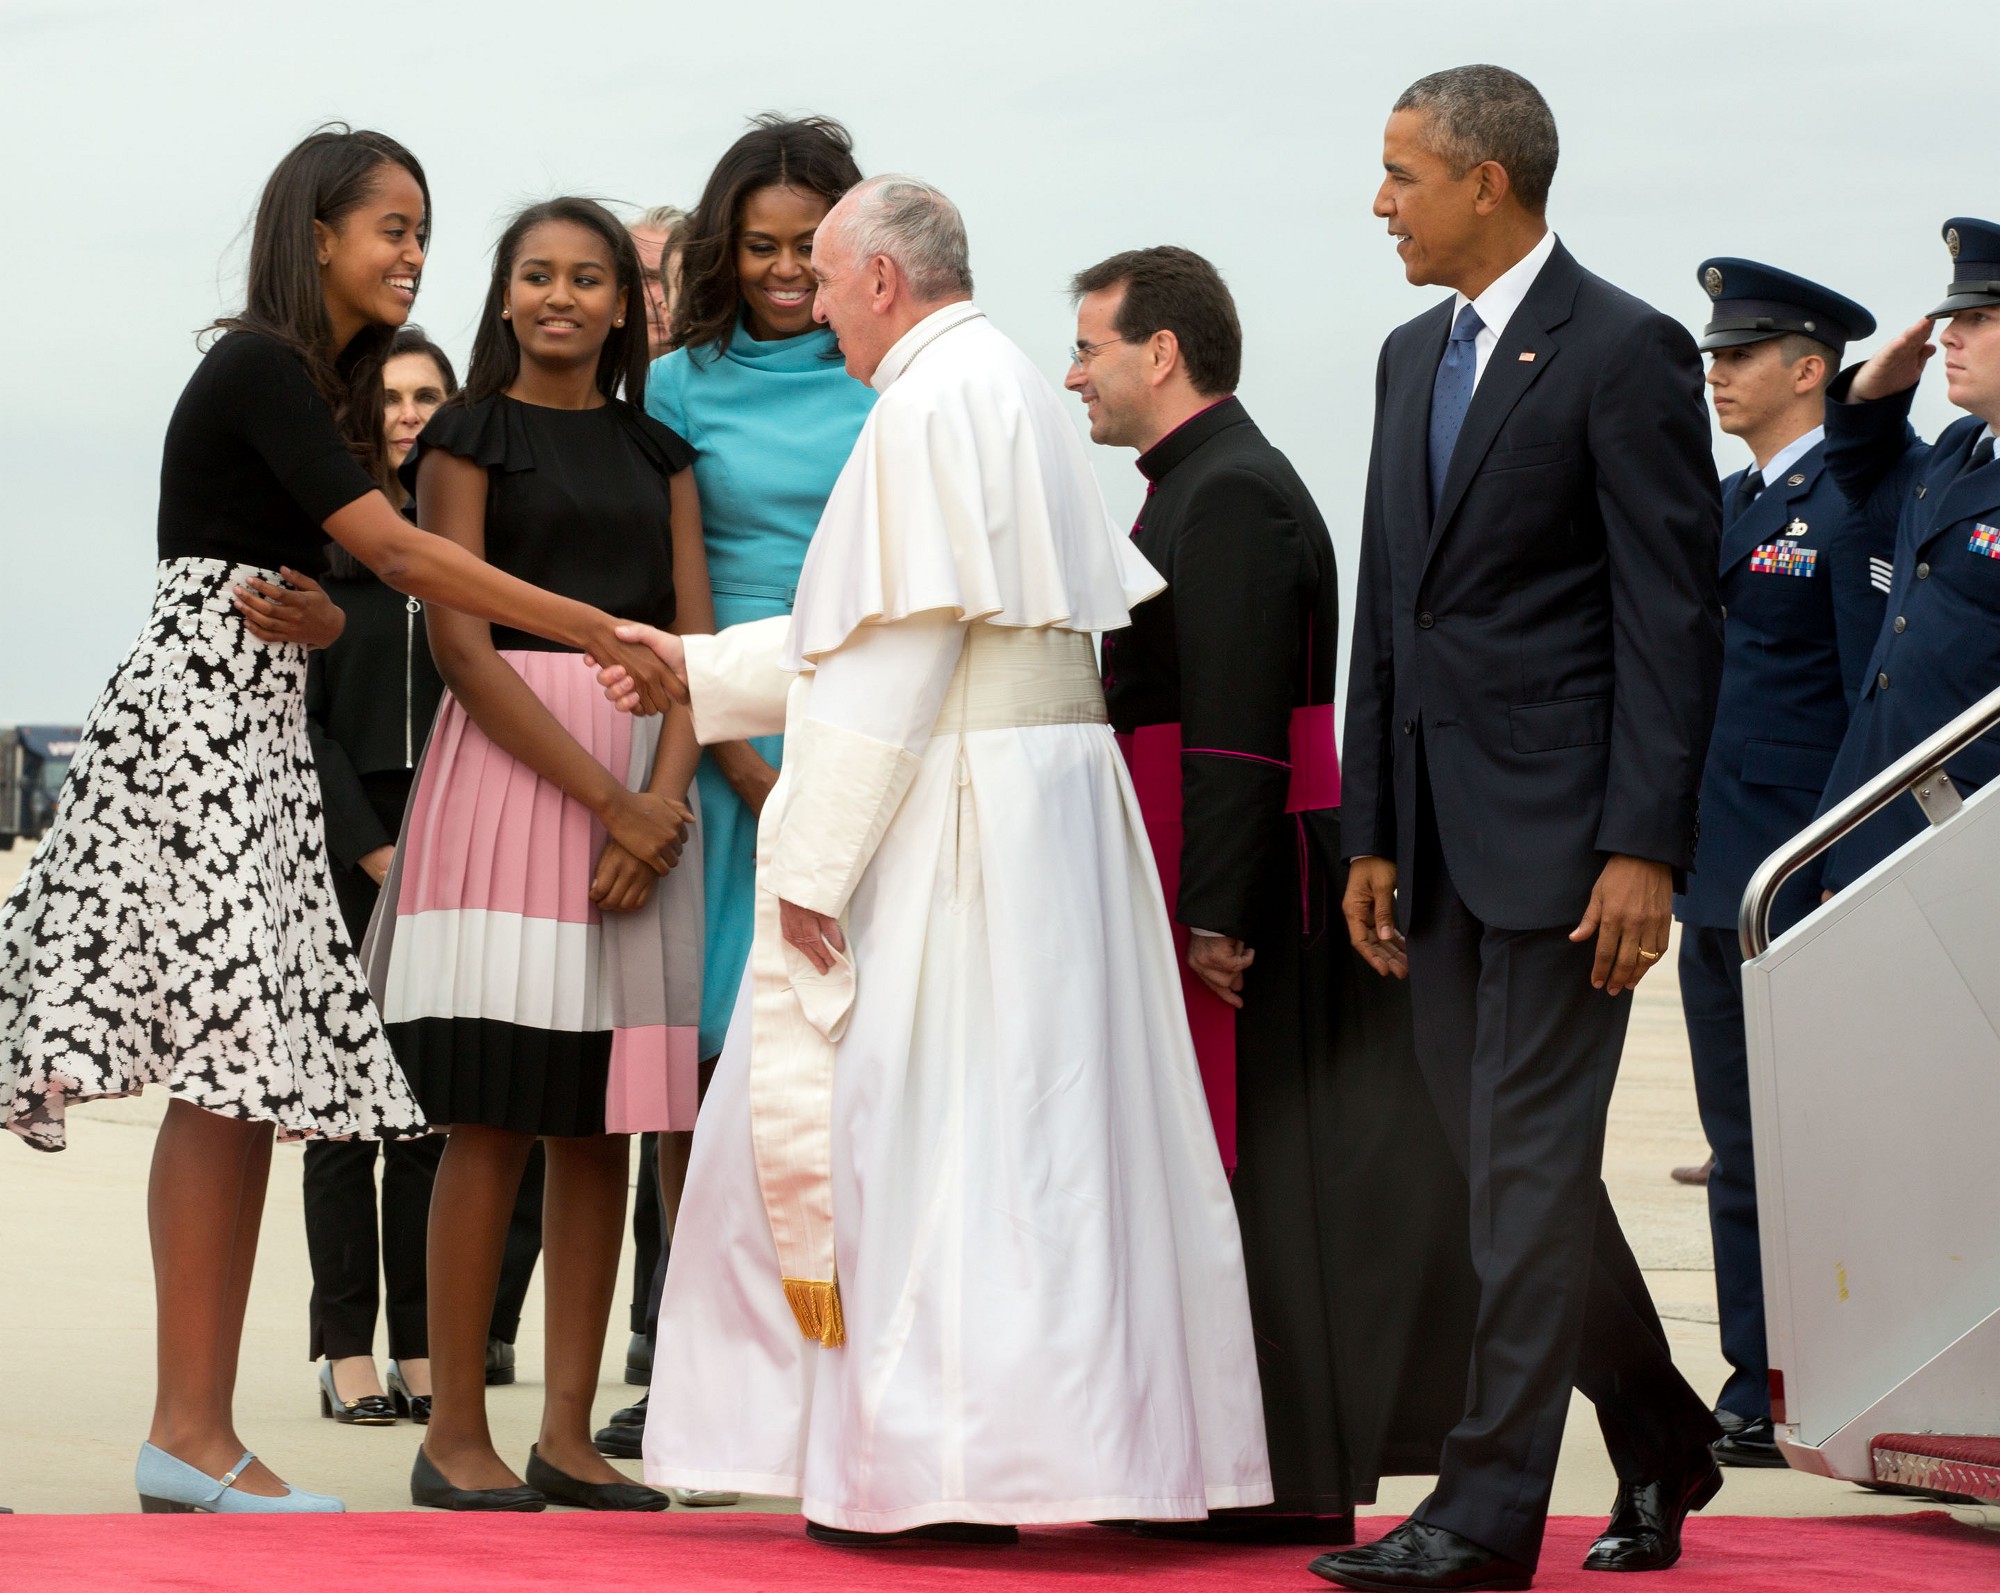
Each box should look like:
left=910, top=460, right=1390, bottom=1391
left=363, top=197, right=712, bottom=1513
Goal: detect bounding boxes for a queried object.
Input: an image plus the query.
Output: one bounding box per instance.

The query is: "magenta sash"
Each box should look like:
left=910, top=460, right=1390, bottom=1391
left=1119, top=706, right=1340, bottom=1174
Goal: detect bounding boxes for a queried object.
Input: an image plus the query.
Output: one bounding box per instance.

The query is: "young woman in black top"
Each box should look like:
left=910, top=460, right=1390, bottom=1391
left=0, top=130, right=682, bottom=1516
left=365, top=198, right=711, bottom=1513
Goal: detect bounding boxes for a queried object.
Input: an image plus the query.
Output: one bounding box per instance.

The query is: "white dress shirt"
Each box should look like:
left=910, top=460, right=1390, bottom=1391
left=1453, top=228, right=1559, bottom=389
left=1752, top=426, right=1824, bottom=486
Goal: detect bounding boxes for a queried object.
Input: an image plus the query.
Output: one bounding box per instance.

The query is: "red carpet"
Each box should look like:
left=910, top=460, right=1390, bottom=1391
left=1, top=1510, right=1992, bottom=1591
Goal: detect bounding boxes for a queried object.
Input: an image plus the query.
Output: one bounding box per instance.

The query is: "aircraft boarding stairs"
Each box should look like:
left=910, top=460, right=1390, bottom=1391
left=1740, top=682, right=2000, bottom=1504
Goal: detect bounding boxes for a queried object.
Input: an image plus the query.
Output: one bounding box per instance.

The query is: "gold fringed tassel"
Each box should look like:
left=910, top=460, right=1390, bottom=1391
left=782, top=1277, right=846, bottom=1347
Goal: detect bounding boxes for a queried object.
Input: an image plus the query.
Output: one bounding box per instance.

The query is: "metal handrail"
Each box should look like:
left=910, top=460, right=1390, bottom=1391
left=1739, top=680, right=2000, bottom=958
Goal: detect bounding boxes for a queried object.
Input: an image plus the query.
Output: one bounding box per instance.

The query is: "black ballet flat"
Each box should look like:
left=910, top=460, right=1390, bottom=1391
left=805, top=1520, right=1019, bottom=1547
left=410, top=1447, right=546, bottom=1512
left=386, top=1362, right=431, bottom=1425
left=317, top=1362, right=397, bottom=1426
left=524, top=1446, right=670, bottom=1512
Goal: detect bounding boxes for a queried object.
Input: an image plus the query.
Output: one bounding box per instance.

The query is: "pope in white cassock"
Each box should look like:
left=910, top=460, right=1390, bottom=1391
left=600, top=175, right=1272, bottom=1543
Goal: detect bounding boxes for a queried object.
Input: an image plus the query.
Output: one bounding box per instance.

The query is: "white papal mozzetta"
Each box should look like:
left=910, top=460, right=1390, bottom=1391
left=641, top=300, right=1272, bottom=1530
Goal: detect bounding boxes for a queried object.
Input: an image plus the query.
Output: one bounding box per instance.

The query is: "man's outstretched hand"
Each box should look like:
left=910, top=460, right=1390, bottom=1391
left=1570, top=854, right=1672, bottom=996
left=1342, top=855, right=1407, bottom=979
left=594, top=623, right=689, bottom=714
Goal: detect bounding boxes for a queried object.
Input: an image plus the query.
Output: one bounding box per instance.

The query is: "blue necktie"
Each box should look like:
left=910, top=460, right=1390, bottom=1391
left=1428, top=302, right=1485, bottom=511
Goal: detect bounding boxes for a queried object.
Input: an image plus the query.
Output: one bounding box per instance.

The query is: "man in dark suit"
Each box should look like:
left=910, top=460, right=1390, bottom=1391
left=1315, top=65, right=1725, bottom=1590
left=1069, top=246, right=1477, bottom=1544
left=1814, top=217, right=2000, bottom=891
left=1674, top=261, right=1887, bottom=1471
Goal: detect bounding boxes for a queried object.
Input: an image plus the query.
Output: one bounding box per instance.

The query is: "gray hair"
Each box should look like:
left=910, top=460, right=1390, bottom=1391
left=831, top=175, right=973, bottom=300
left=633, top=204, right=688, bottom=233
left=1394, top=65, right=1559, bottom=213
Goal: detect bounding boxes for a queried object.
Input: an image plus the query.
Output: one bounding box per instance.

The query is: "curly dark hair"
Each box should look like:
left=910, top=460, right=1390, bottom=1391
left=671, top=113, right=863, bottom=358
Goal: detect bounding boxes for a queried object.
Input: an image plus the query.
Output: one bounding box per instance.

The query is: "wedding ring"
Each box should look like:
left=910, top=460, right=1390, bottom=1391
left=1637, top=946, right=1663, bottom=962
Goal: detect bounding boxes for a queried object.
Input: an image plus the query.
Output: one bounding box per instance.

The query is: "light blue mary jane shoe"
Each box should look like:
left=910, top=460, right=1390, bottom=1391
left=136, top=1443, right=345, bottom=1514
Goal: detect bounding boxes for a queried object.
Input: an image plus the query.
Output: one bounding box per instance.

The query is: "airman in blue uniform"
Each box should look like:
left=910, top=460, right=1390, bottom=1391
left=1817, top=218, right=2000, bottom=888
left=1673, top=258, right=1886, bottom=1467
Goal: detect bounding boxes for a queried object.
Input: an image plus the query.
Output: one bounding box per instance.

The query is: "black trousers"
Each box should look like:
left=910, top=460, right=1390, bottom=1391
left=1677, top=925, right=1767, bottom=1419
left=310, top=770, right=544, bottom=1357
left=629, top=1133, right=663, bottom=1338
left=1404, top=769, right=1715, bottom=1567
left=305, top=1135, right=443, bottom=1361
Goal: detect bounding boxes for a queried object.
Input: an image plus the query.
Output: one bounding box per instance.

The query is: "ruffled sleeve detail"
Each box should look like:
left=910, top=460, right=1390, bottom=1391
left=781, top=316, right=1162, bottom=670
left=399, top=394, right=536, bottom=496
left=614, top=402, right=696, bottom=477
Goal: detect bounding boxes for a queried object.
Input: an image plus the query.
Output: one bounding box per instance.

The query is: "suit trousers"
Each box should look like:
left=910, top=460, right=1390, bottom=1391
left=1677, top=925, right=1768, bottom=1419
left=304, top=1134, right=443, bottom=1362
left=1404, top=761, right=1715, bottom=1566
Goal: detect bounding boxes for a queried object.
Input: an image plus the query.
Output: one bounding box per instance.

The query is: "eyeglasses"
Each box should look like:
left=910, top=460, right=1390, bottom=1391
left=1068, top=337, right=1128, bottom=366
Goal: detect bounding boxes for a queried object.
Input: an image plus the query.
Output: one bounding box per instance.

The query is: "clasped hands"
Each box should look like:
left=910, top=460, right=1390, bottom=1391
left=1343, top=853, right=1672, bottom=996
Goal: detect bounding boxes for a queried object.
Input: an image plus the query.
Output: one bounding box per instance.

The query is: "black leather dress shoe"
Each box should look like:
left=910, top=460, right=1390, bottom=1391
left=804, top=1520, right=1019, bottom=1547
left=1581, top=1454, right=1722, bottom=1571
left=1135, top=1511, right=1356, bottom=1545
left=485, top=1336, right=517, bottom=1387
left=524, top=1446, right=670, bottom=1512
left=626, top=1332, right=653, bottom=1386
left=1710, top=1415, right=1785, bottom=1469
left=1309, top=1521, right=1533, bottom=1590
left=410, top=1448, right=546, bottom=1512
left=594, top=1394, right=647, bottom=1459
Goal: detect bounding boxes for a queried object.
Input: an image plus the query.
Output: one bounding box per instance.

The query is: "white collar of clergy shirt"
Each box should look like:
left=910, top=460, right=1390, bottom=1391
left=870, top=301, right=986, bottom=392
left=1453, top=228, right=1558, bottom=389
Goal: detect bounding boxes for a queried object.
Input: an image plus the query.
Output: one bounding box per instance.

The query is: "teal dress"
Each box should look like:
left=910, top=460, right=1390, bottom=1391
left=646, top=321, right=876, bottom=1058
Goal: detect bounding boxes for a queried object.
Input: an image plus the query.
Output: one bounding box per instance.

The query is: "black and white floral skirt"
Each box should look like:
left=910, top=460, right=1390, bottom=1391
left=1, top=557, right=425, bottom=1151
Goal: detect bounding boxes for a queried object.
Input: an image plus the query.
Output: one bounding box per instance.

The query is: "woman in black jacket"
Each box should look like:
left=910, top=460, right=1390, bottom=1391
left=304, top=327, right=504, bottom=1426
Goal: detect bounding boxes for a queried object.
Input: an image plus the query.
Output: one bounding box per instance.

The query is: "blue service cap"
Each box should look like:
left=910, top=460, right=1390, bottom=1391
left=1696, top=258, right=1875, bottom=353
left=1930, top=218, right=2000, bottom=318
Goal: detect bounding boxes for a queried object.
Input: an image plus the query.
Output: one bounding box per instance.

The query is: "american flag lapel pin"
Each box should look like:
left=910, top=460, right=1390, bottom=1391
left=1518, top=350, right=1536, bottom=362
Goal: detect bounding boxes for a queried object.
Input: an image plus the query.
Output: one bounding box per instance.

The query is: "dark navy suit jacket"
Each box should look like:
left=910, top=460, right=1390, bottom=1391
left=1342, top=241, right=1724, bottom=931
left=1674, top=442, right=1891, bottom=930
left=1818, top=374, right=2000, bottom=890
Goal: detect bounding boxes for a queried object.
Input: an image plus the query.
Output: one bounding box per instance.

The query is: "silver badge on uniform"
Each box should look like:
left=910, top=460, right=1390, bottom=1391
left=1786, top=473, right=1805, bottom=486
left=1704, top=267, right=1724, bottom=298
left=1947, top=228, right=1962, bottom=259
left=1786, top=518, right=1809, bottom=536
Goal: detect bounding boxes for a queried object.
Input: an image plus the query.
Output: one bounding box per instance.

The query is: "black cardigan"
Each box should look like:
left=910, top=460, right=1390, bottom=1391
left=305, top=569, right=447, bottom=870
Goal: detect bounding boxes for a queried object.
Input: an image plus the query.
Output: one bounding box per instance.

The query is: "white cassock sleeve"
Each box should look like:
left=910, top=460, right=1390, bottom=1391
left=682, top=615, right=796, bottom=745
left=764, top=610, right=966, bottom=919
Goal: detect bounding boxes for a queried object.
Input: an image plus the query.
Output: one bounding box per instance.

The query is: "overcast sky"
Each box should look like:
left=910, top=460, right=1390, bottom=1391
left=0, top=0, right=1984, bottom=721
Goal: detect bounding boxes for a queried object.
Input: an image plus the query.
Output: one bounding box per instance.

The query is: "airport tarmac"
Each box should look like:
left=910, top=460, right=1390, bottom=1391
left=0, top=841, right=1980, bottom=1524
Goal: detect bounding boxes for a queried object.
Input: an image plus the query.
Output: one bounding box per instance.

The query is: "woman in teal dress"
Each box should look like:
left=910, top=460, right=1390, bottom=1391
left=643, top=115, right=873, bottom=1218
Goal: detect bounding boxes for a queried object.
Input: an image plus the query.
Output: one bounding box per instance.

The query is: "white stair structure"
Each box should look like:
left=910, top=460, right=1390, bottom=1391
left=1740, top=683, right=2000, bottom=1503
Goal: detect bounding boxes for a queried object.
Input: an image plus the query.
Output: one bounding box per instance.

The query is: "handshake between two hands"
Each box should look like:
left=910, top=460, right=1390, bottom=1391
left=591, top=623, right=689, bottom=715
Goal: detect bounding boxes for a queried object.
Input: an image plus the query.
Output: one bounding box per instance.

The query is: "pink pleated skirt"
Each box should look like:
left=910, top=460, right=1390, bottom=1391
left=360, top=649, right=703, bottom=1136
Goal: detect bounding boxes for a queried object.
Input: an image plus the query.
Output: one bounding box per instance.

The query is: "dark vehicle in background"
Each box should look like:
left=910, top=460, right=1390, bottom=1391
left=1, top=726, right=83, bottom=849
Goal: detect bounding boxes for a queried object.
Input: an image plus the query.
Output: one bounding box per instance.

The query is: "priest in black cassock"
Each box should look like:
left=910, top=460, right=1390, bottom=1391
left=1069, top=247, right=1476, bottom=1545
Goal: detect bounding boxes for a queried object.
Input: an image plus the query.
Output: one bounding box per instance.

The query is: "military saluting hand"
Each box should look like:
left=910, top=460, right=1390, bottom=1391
left=1847, top=318, right=1936, bottom=402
